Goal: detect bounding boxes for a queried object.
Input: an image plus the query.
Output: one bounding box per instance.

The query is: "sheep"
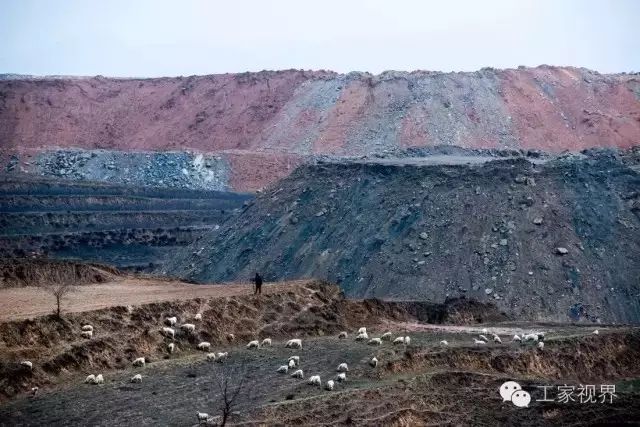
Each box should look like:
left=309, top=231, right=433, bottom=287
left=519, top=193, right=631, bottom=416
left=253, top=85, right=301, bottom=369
left=481, top=328, right=488, bottom=334
left=537, top=341, right=545, bottom=350
left=215, top=352, right=228, bottom=363
left=357, top=327, right=367, bottom=335
left=369, top=357, right=378, bottom=368
left=197, top=342, right=211, bottom=351
left=84, top=374, right=96, bottom=384
left=80, top=330, right=93, bottom=339
left=194, top=313, right=202, bottom=321
left=290, top=369, right=304, bottom=379
left=404, top=336, right=411, bottom=346
left=227, top=333, right=235, bottom=342
left=336, top=363, right=349, bottom=372
left=355, top=332, right=368, bottom=341
left=307, top=375, right=321, bottom=386
left=368, top=338, right=382, bottom=346
left=285, top=339, right=302, bottom=349
left=478, top=334, right=489, bottom=342
left=197, top=412, right=209, bottom=423
left=336, top=372, right=347, bottom=382
left=593, top=329, right=599, bottom=335
left=81, top=325, right=93, bottom=332
left=393, top=336, right=405, bottom=345
left=492, top=334, right=502, bottom=344
left=473, top=338, right=487, bottom=346
left=277, top=365, right=289, bottom=373
left=20, top=361, right=33, bottom=370
left=523, top=333, right=539, bottom=342
left=246, top=340, right=260, bottom=349
left=439, top=340, right=449, bottom=346
left=162, top=327, right=175, bottom=339
left=167, top=343, right=175, bottom=353
left=165, top=317, right=177, bottom=326
left=181, top=323, right=196, bottom=332
left=130, top=374, right=142, bottom=383
left=381, top=332, right=392, bottom=341
left=132, top=357, right=146, bottom=367
left=338, top=331, right=348, bottom=339
left=325, top=380, right=335, bottom=391
left=288, top=355, right=300, bottom=366
left=30, top=387, right=39, bottom=397
left=288, top=359, right=296, bottom=369
left=204, top=353, right=216, bottom=362
left=95, top=374, right=104, bottom=384
left=261, top=338, right=272, bottom=347
left=512, top=335, right=522, bottom=342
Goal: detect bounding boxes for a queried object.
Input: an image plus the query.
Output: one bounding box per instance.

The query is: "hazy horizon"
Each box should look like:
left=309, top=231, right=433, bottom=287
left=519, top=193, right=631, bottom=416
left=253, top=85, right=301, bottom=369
left=1, top=0, right=639, bottom=77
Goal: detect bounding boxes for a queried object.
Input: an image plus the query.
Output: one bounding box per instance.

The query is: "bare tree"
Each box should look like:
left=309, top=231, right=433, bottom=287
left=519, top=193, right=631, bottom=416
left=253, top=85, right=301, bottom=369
left=40, top=280, right=76, bottom=318
left=213, top=363, right=250, bottom=426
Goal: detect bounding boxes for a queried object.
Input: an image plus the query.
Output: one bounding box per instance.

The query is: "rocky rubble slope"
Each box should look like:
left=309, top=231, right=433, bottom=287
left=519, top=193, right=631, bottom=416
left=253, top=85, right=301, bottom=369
left=165, top=150, right=640, bottom=323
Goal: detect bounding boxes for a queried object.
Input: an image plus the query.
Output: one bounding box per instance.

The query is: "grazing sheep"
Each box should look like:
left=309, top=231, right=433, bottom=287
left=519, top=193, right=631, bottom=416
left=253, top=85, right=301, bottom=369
left=512, top=335, right=522, bottom=342
left=478, top=334, right=489, bottom=342
left=368, top=338, right=382, bottom=346
left=492, top=334, right=502, bottom=344
left=593, top=329, right=599, bottom=335
left=473, top=339, right=487, bottom=346
left=84, top=374, right=96, bottom=384
left=481, top=328, right=488, bottom=334
left=336, top=363, right=349, bottom=372
left=369, top=357, right=378, bottom=368
left=168, top=343, right=175, bottom=353
left=81, top=325, right=93, bottom=332
left=132, top=357, right=146, bottom=367
left=355, top=332, right=368, bottom=341
left=197, top=342, right=211, bottom=351
left=20, top=361, right=33, bottom=370
left=325, top=380, right=335, bottom=391
left=181, top=324, right=196, bottom=332
left=357, top=327, right=367, bottom=335
left=197, top=412, right=209, bottom=423
left=381, top=332, right=392, bottom=341
left=277, top=365, right=289, bottom=373
left=95, top=374, right=104, bottom=384
left=165, top=317, right=177, bottom=326
left=288, top=355, right=300, bottom=366
left=523, top=333, right=539, bottom=342
left=307, top=375, right=321, bottom=386
left=130, top=374, right=142, bottom=383
left=338, top=331, right=348, bottom=339
left=246, top=340, right=260, bottom=349
left=194, top=313, right=202, bottom=321
left=215, top=352, right=228, bottom=363
left=285, top=339, right=302, bottom=349
left=227, top=333, right=235, bottom=342
left=439, top=340, right=449, bottom=346
left=393, top=336, right=405, bottom=345
left=288, top=359, right=296, bottom=369
left=336, top=372, right=347, bottom=382
left=206, top=353, right=216, bottom=362
left=261, top=338, right=272, bottom=347
left=80, top=330, right=93, bottom=339
left=404, top=336, right=411, bottom=345
left=162, top=327, right=175, bottom=339
left=290, top=369, right=304, bottom=379
left=537, top=341, right=545, bottom=350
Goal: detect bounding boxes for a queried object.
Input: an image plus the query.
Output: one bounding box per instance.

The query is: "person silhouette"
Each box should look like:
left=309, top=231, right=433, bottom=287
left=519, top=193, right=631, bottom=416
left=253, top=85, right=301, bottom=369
left=253, top=272, right=263, bottom=295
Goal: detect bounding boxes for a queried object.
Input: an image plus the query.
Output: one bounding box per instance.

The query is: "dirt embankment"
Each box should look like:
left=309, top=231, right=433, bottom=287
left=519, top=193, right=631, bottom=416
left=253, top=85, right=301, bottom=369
left=0, top=259, right=119, bottom=288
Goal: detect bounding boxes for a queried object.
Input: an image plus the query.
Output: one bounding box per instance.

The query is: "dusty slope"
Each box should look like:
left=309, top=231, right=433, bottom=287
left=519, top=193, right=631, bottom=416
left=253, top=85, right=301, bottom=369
left=2, top=67, right=640, bottom=190
left=165, top=151, right=640, bottom=324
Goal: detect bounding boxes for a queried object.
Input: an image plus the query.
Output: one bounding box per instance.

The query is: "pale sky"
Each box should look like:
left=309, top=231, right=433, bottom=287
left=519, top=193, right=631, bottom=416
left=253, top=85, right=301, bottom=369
left=1, top=0, right=639, bottom=77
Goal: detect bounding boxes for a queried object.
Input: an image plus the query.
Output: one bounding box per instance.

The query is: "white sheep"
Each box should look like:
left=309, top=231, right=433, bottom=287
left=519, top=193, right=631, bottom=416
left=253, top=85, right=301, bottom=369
left=336, top=372, right=347, bottom=382
left=277, top=365, right=289, bottom=373
left=381, top=332, right=392, bottom=341
left=537, top=341, right=545, bottom=350
left=325, top=380, right=335, bottom=391
left=308, top=375, right=321, bottom=386
left=473, top=339, right=487, bottom=346
left=481, top=328, right=488, bottom=334
left=194, top=313, right=202, bottom=321
left=20, top=361, right=33, bottom=370
left=492, top=334, right=502, bottom=344
left=132, top=357, right=146, bottom=367
left=357, top=327, right=367, bottom=335
left=95, top=374, right=104, bottom=384
left=439, top=340, right=449, bottom=346
left=369, top=357, right=378, bottom=368
left=215, top=352, right=228, bottom=363
left=523, top=333, right=539, bottom=342
left=355, top=332, right=368, bottom=341
left=261, top=338, right=272, bottom=347
left=368, top=338, right=382, bottom=346
left=130, top=374, right=142, bottom=383
left=84, top=374, right=96, bottom=384
left=404, top=336, right=411, bottom=345
left=338, top=331, right=348, bottom=339
left=206, top=353, right=216, bottom=362
left=197, top=412, right=209, bottom=423
left=288, top=359, right=296, bottom=369
left=393, top=336, right=405, bottom=345
left=165, top=317, right=177, bottom=326
left=162, top=327, right=175, bottom=339
left=246, top=340, right=260, bottom=349
left=168, top=343, right=175, bottom=353
left=197, top=342, right=211, bottom=351
left=81, top=325, right=93, bottom=332
left=81, top=330, right=93, bottom=339
left=288, top=355, right=300, bottom=366
left=181, top=323, right=196, bottom=332
left=290, top=369, right=304, bottom=379
left=512, top=335, right=522, bottom=342
left=593, top=329, right=599, bottom=335
left=336, top=363, right=349, bottom=372
left=285, top=339, right=302, bottom=349
left=478, top=334, right=489, bottom=342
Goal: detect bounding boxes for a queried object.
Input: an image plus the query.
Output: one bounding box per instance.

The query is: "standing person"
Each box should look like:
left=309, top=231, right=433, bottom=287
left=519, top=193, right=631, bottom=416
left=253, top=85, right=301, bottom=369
left=253, top=273, right=263, bottom=295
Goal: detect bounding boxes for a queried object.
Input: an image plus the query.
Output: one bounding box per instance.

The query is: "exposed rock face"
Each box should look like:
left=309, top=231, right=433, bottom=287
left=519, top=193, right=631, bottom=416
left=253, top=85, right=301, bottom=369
left=164, top=151, right=640, bottom=323
left=2, top=67, right=640, bottom=191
